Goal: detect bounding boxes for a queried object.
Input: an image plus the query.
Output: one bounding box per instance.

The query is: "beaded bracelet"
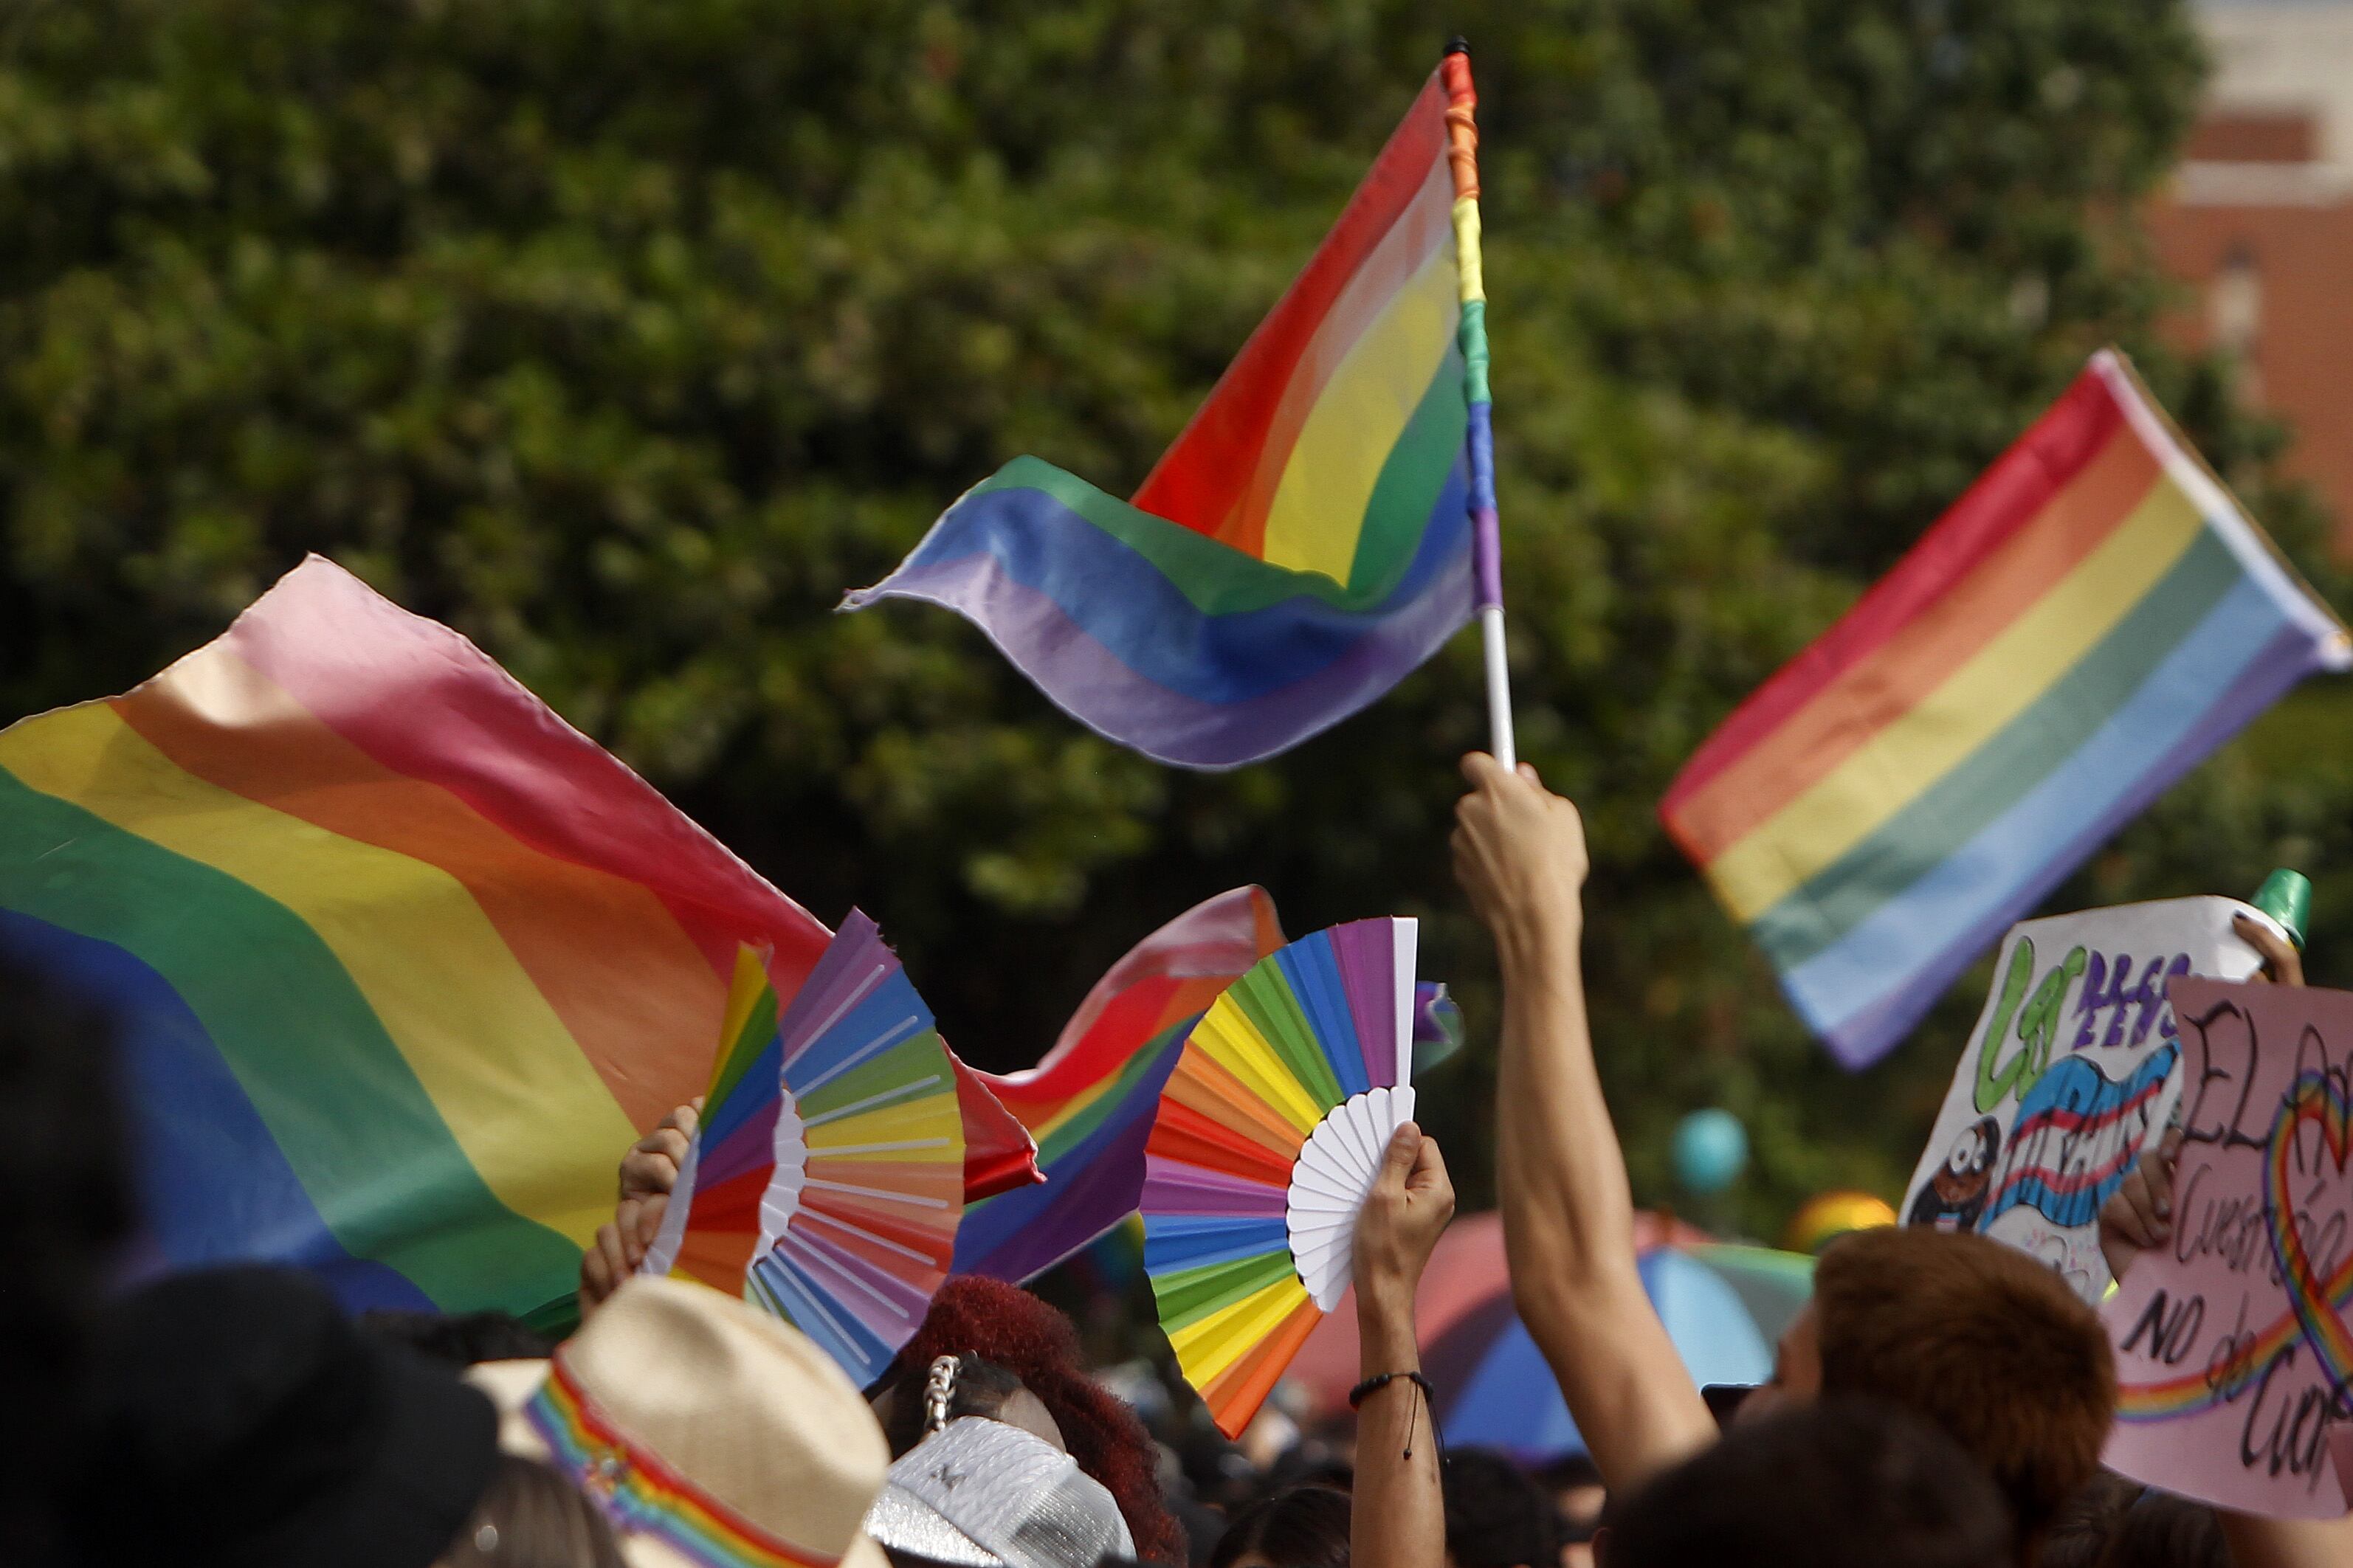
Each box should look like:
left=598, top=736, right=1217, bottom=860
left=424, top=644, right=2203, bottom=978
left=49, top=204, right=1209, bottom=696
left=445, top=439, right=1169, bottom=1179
left=1347, top=1370, right=1435, bottom=1410
left=1348, top=1370, right=1439, bottom=1461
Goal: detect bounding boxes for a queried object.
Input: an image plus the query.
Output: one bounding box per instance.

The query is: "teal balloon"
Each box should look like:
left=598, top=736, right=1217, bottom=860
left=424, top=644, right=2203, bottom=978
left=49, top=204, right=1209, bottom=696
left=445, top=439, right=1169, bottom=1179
left=1672, top=1109, right=1749, bottom=1195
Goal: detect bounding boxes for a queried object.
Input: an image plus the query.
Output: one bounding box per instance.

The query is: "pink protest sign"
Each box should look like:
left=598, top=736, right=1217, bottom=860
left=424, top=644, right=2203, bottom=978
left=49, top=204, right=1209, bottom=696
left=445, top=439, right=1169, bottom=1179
left=2102, top=978, right=2353, bottom=1519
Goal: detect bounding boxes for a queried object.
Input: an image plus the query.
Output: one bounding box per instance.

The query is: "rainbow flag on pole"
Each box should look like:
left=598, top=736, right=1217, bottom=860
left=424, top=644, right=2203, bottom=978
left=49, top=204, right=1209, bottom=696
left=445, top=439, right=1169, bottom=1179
left=955, top=887, right=1285, bottom=1283
left=0, top=558, right=836, bottom=1320
left=1662, top=351, right=2350, bottom=1068
left=845, top=51, right=1495, bottom=768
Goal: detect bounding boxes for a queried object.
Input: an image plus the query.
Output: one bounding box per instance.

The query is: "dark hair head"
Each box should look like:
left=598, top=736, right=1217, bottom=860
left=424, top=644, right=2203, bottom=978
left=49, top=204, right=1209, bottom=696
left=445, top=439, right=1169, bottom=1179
left=878, top=1354, right=1029, bottom=1454
left=1602, top=1398, right=2014, bottom=1568
left=1441, top=1448, right=1557, bottom=1568
left=356, top=1310, right=555, bottom=1369
left=1813, top=1226, right=2116, bottom=1541
left=1, top=947, right=135, bottom=1566
left=894, top=1277, right=1183, bottom=1563
left=73, top=1264, right=500, bottom=1568
left=1207, top=1485, right=1350, bottom=1568
left=437, top=1454, right=624, bottom=1568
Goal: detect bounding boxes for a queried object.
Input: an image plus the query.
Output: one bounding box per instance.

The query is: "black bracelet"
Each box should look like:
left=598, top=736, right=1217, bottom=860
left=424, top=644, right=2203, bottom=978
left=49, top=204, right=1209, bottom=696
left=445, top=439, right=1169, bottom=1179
left=1347, top=1370, right=1433, bottom=1410
left=1348, top=1371, right=1440, bottom=1462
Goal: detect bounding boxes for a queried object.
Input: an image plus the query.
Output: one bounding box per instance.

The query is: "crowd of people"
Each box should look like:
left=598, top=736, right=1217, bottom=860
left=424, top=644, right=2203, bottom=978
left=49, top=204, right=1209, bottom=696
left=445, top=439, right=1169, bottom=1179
left=7, top=756, right=2351, bottom=1567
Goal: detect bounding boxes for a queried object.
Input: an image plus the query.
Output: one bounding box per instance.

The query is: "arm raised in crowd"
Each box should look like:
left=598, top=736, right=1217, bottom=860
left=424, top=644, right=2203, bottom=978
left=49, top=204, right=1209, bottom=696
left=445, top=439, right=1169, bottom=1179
left=1350, top=1122, right=1455, bottom=1568
left=1451, top=753, right=1716, bottom=1492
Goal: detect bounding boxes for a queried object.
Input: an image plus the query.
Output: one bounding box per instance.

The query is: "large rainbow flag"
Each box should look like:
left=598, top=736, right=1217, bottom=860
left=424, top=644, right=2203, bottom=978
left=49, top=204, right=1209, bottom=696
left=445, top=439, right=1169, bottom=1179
left=1661, top=351, right=2350, bottom=1068
left=956, top=887, right=1285, bottom=1282
left=0, top=558, right=1023, bottom=1322
left=845, top=50, right=1495, bottom=767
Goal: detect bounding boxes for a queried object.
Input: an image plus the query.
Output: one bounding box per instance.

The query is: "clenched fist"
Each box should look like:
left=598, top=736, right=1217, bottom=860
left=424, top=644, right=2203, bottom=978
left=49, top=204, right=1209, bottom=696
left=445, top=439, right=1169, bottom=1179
left=1354, top=1123, right=1455, bottom=1316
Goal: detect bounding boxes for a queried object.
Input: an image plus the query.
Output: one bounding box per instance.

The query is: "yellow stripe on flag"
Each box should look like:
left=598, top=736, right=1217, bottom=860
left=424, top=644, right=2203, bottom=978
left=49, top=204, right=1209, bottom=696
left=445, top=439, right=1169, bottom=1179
left=1259, top=246, right=1459, bottom=584
left=0, top=703, right=635, bottom=1246
left=1705, top=477, right=2204, bottom=922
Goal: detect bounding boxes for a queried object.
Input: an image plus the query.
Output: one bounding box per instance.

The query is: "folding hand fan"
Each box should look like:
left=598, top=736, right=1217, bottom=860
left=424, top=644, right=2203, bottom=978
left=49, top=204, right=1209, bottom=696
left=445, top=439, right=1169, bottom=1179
left=1139, top=917, right=1419, bottom=1436
left=643, top=911, right=965, bottom=1387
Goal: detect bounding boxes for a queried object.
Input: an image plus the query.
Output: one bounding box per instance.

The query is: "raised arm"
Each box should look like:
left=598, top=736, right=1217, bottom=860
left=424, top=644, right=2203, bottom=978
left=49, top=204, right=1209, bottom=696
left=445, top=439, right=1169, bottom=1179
left=1350, top=1122, right=1455, bottom=1568
left=1451, top=753, right=1715, bottom=1491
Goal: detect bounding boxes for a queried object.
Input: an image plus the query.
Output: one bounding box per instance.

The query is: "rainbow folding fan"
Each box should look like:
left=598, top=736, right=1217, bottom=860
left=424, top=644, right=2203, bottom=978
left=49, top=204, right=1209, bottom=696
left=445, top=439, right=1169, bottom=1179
left=644, top=911, right=965, bottom=1386
left=1140, top=917, right=1419, bottom=1435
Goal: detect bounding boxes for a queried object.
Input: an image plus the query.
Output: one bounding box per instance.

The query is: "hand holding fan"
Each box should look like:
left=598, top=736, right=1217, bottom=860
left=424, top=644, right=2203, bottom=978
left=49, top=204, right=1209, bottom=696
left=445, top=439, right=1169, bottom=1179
left=1140, top=917, right=1419, bottom=1436
left=644, top=911, right=964, bottom=1386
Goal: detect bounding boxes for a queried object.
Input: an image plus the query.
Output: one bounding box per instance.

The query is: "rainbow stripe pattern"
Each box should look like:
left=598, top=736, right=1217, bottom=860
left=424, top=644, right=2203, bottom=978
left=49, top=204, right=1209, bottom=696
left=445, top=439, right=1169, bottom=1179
left=2267, top=1070, right=2353, bottom=1397
left=0, top=557, right=833, bottom=1319
left=956, top=887, right=1285, bottom=1284
left=844, top=52, right=1495, bottom=768
left=2116, top=1069, right=2353, bottom=1420
left=646, top=921, right=965, bottom=1387
left=1662, top=352, right=2351, bottom=1068
left=528, top=1356, right=842, bottom=1568
left=1142, top=918, right=1419, bottom=1436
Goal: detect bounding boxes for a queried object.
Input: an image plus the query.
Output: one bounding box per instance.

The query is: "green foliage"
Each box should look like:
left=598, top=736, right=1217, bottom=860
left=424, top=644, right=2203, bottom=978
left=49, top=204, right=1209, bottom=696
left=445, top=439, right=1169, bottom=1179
left=3, top=0, right=2342, bottom=1242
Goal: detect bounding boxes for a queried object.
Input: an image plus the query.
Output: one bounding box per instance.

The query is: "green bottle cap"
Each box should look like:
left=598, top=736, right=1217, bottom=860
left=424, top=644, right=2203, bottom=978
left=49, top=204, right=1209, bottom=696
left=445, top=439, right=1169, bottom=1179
left=2252, top=868, right=2311, bottom=951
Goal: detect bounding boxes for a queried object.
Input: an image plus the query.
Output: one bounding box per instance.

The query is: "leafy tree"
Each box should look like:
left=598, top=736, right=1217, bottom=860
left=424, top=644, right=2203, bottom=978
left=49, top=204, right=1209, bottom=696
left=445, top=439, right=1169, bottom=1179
left=3, top=0, right=2343, bottom=1251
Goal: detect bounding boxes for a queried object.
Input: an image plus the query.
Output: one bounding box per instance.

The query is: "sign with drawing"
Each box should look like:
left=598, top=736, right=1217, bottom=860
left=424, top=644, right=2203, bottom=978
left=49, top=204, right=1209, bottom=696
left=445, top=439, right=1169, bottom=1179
left=2102, top=978, right=2353, bottom=1519
left=1902, top=899, right=2273, bottom=1301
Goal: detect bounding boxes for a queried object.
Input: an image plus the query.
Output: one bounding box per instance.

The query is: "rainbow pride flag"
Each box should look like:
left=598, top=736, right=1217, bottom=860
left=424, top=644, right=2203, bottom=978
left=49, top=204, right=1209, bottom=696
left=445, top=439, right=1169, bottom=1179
left=0, top=558, right=841, bottom=1321
left=1662, top=351, right=2350, bottom=1068
left=845, top=51, right=1496, bottom=767
left=956, top=887, right=1285, bottom=1282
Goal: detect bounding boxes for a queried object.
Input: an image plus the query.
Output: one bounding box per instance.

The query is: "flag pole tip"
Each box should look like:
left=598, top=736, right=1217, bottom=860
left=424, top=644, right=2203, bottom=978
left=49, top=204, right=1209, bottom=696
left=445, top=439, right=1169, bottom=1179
left=1446, top=35, right=1470, bottom=56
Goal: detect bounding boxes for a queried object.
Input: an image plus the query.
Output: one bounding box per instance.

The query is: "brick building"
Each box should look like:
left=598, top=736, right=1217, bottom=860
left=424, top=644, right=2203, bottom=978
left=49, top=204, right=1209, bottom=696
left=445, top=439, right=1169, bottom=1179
left=2146, top=1, right=2353, bottom=550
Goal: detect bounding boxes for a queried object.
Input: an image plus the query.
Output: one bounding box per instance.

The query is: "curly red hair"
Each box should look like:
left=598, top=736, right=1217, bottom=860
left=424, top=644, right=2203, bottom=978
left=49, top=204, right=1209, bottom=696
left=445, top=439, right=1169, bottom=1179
left=899, top=1276, right=1183, bottom=1563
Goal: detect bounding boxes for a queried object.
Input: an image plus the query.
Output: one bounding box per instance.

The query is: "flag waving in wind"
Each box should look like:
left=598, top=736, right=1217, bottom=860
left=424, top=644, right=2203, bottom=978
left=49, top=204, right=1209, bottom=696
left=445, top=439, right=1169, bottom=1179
left=846, top=48, right=1502, bottom=768
left=1663, top=351, right=2350, bottom=1068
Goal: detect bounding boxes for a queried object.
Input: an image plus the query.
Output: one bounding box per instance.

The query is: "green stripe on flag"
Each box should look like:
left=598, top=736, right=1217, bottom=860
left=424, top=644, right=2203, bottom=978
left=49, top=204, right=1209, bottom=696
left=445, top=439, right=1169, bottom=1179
left=1345, top=341, right=1473, bottom=600
left=0, top=769, right=581, bottom=1310
left=1750, top=528, right=2249, bottom=971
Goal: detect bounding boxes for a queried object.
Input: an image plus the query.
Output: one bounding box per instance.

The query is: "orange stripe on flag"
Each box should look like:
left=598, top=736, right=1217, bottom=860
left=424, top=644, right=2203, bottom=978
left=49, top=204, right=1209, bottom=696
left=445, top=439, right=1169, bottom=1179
left=116, top=642, right=722, bottom=1131
left=1667, top=425, right=2162, bottom=863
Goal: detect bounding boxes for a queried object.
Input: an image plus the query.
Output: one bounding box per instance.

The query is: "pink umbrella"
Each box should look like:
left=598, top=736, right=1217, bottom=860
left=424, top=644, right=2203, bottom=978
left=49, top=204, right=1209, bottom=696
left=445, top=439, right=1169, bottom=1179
left=1287, top=1210, right=1717, bottom=1417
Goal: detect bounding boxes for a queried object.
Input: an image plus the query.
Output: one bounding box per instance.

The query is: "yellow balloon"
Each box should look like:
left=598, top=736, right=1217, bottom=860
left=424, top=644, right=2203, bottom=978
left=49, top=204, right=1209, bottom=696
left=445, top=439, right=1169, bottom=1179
left=1782, top=1189, right=1898, bottom=1255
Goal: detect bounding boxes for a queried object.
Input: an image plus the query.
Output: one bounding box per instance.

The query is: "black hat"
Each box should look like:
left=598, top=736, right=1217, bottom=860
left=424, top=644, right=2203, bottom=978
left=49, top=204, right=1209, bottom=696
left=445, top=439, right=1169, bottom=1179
left=75, top=1265, right=498, bottom=1568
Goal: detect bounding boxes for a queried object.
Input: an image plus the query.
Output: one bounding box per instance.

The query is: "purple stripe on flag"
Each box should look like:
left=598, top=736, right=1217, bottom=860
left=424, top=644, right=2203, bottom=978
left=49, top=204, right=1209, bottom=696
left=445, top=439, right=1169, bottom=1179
left=875, top=550, right=1474, bottom=769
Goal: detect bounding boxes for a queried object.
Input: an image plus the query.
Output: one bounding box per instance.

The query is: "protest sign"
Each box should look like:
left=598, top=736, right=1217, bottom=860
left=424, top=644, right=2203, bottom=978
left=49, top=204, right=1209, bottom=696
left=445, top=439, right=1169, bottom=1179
left=2102, top=978, right=2353, bottom=1519
left=1903, top=899, right=2273, bottom=1300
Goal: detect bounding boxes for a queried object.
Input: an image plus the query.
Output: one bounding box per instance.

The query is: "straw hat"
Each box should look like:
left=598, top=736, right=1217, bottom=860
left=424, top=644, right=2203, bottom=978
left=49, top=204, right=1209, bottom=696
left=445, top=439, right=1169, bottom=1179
left=468, top=1277, right=889, bottom=1568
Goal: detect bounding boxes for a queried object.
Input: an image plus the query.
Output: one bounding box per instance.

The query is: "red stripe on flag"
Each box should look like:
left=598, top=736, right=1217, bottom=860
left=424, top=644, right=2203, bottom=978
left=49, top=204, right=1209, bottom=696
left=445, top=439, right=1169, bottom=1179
left=219, top=557, right=831, bottom=994
left=1131, top=75, right=1449, bottom=541
left=1660, top=365, right=2126, bottom=818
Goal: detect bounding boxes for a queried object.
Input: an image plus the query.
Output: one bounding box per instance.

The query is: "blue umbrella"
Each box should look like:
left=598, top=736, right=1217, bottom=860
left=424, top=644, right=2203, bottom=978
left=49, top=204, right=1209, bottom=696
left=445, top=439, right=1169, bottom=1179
left=1424, top=1244, right=1810, bottom=1463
